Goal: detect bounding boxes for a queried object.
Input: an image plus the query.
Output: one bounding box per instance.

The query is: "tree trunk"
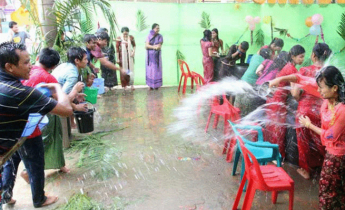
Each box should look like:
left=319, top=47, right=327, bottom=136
left=37, top=0, right=57, bottom=47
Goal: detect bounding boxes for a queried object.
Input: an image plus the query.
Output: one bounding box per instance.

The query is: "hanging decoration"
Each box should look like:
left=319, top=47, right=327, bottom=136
left=305, top=17, right=313, bottom=27
left=302, top=0, right=314, bottom=4
left=245, top=15, right=261, bottom=45
left=289, top=0, right=299, bottom=4
left=253, top=0, right=265, bottom=4
left=318, top=0, right=331, bottom=4
left=267, top=0, right=277, bottom=3
left=286, top=14, right=325, bottom=44
left=278, top=0, right=288, bottom=4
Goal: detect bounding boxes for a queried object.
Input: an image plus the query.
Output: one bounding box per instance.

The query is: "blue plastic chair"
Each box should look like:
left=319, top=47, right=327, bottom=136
left=228, top=120, right=282, bottom=182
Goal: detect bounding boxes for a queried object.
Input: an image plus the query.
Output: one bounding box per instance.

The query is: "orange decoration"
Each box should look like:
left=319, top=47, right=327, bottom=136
left=253, top=0, right=265, bottom=4
left=289, top=0, right=299, bottom=3
left=337, top=0, right=345, bottom=3
left=302, top=0, right=314, bottom=4
left=305, top=17, right=313, bottom=27
left=318, top=0, right=331, bottom=4
left=267, top=0, right=277, bottom=3
left=278, top=0, right=287, bottom=3
left=236, top=0, right=246, bottom=2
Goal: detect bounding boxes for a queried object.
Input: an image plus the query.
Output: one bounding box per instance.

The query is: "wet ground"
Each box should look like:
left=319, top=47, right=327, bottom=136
left=5, top=87, right=318, bottom=210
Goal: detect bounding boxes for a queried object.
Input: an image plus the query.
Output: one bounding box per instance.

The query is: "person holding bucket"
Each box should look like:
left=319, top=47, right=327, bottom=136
left=116, top=27, right=136, bottom=93
left=52, top=47, right=89, bottom=128
left=2, top=48, right=83, bottom=207
left=0, top=42, right=73, bottom=208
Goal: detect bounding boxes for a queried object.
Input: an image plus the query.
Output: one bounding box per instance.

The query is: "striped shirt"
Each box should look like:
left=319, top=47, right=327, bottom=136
left=0, top=69, right=57, bottom=155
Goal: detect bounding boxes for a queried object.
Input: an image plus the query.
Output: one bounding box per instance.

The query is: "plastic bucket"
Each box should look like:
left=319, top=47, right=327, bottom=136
left=21, top=113, right=49, bottom=137
left=84, top=87, right=98, bottom=104
left=92, top=78, right=105, bottom=94
left=74, top=104, right=95, bottom=133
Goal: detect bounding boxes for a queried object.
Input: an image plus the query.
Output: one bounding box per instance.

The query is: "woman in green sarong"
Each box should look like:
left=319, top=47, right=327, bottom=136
left=42, top=114, right=69, bottom=172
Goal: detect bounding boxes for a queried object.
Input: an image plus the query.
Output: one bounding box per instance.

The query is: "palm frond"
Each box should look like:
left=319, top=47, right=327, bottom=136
left=58, top=194, right=103, bottom=210
left=274, top=27, right=288, bottom=37
left=67, top=129, right=124, bottom=180
left=337, top=12, right=345, bottom=41
left=199, top=11, right=212, bottom=30
left=176, top=50, right=186, bottom=62
left=136, top=10, right=148, bottom=32
left=255, top=29, right=265, bottom=47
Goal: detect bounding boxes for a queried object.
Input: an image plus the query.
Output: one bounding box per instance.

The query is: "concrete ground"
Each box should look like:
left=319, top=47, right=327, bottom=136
left=4, top=86, right=318, bottom=210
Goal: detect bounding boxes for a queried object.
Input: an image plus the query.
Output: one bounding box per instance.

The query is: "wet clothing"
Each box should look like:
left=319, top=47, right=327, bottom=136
left=116, top=35, right=136, bottom=87
left=256, top=59, right=276, bottom=85
left=225, top=45, right=246, bottom=66
left=241, top=54, right=264, bottom=85
left=0, top=69, right=57, bottom=207
left=22, top=66, right=58, bottom=139
left=201, top=40, right=214, bottom=84
left=146, top=31, right=163, bottom=88
left=0, top=69, right=57, bottom=154
left=52, top=63, right=79, bottom=94
left=296, top=65, right=325, bottom=172
left=211, top=39, right=223, bottom=54
left=265, top=62, right=297, bottom=158
left=101, top=44, right=118, bottom=88
left=2, top=136, right=47, bottom=207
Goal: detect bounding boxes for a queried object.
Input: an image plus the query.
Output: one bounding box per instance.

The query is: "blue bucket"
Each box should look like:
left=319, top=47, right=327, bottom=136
left=21, top=113, right=49, bottom=137
left=92, top=78, right=105, bottom=94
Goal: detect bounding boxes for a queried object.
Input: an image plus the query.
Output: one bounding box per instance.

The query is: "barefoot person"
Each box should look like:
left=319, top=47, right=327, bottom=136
left=269, top=66, right=345, bottom=209
left=0, top=42, right=72, bottom=208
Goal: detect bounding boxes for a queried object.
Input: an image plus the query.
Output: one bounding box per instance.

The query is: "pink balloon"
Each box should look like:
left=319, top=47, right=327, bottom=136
left=311, top=14, right=324, bottom=25
left=254, top=16, right=261, bottom=24
left=249, top=24, right=255, bottom=31
left=245, top=16, right=254, bottom=23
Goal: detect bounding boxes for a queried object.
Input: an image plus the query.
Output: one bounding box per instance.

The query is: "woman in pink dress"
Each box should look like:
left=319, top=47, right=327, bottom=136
left=200, top=30, right=214, bottom=84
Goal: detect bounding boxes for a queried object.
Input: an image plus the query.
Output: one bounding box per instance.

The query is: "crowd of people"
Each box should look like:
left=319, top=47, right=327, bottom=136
left=200, top=28, right=345, bottom=209
left=0, top=21, right=164, bottom=208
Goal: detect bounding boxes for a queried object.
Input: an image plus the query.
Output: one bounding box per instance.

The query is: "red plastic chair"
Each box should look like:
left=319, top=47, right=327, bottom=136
left=178, top=60, right=195, bottom=94
left=205, top=95, right=241, bottom=158
left=192, top=71, right=205, bottom=91
left=232, top=136, right=294, bottom=210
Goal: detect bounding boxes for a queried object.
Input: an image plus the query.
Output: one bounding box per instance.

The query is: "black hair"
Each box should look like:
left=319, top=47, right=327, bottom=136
left=97, top=32, right=110, bottom=42
left=212, top=28, right=219, bottom=41
left=9, top=21, right=17, bottom=29
left=270, top=38, right=284, bottom=48
left=202, top=30, right=212, bottom=42
left=38, top=48, right=60, bottom=69
left=97, top=28, right=108, bottom=34
left=313, top=43, right=332, bottom=62
left=83, top=34, right=97, bottom=43
left=288, top=45, right=305, bottom=62
left=0, top=42, right=26, bottom=69
left=259, top=48, right=271, bottom=60
left=152, top=23, right=159, bottom=30
left=316, top=66, right=345, bottom=103
left=121, top=27, right=129, bottom=33
left=240, top=41, right=249, bottom=51
left=262, top=51, right=289, bottom=76
left=67, top=47, right=86, bottom=65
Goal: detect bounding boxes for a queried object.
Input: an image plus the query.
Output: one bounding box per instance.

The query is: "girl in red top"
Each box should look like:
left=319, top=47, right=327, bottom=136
left=211, top=28, right=223, bottom=54
left=291, top=43, right=331, bottom=179
left=269, top=66, right=345, bottom=210
left=265, top=45, right=305, bottom=158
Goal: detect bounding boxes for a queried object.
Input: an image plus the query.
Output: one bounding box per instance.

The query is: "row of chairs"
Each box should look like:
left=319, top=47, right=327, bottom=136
left=178, top=59, right=294, bottom=209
